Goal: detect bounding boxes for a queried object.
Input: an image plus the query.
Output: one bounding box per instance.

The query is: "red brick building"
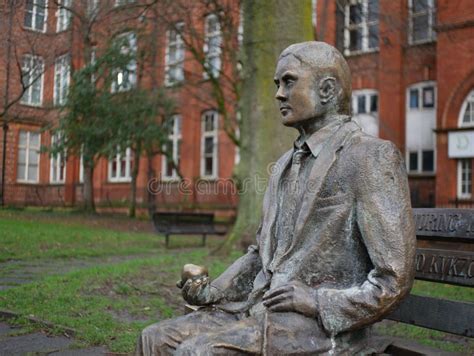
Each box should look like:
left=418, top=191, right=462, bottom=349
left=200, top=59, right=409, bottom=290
left=317, top=0, right=474, bottom=207
left=1, top=0, right=473, bottom=213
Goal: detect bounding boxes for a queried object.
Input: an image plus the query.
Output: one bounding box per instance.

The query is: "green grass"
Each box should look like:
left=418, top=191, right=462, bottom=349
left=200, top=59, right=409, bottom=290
left=0, top=217, right=160, bottom=262
left=0, top=252, right=237, bottom=352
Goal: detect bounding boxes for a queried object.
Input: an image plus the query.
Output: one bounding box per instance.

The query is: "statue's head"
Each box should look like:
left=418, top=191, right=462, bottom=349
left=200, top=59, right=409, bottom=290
left=274, top=41, right=351, bottom=127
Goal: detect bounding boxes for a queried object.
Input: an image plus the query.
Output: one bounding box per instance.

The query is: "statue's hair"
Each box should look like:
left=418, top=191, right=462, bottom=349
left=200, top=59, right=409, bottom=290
left=279, top=41, right=352, bottom=115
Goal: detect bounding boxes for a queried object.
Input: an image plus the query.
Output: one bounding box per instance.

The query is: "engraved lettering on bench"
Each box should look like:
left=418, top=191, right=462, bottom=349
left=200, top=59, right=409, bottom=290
left=416, top=249, right=473, bottom=284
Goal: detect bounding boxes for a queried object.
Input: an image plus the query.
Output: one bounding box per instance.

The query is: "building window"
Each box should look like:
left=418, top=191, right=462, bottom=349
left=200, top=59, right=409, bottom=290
left=56, top=0, right=72, bottom=32
left=408, top=0, right=436, bottom=44
left=24, top=0, right=47, bottom=32
left=21, top=55, right=44, bottom=106
left=458, top=159, right=472, bottom=199
left=352, top=89, right=379, bottom=137
left=79, top=153, right=84, bottom=183
left=162, top=115, right=182, bottom=179
left=344, top=0, right=379, bottom=55
left=201, top=111, right=218, bottom=178
left=406, top=81, right=437, bottom=174
left=459, top=90, right=474, bottom=127
left=108, top=147, right=133, bottom=182
left=50, top=134, right=66, bottom=184
left=54, top=55, right=70, bottom=106
left=87, top=0, right=99, bottom=17
left=111, top=32, right=137, bottom=92
left=17, top=131, right=41, bottom=183
left=165, top=23, right=185, bottom=86
left=204, top=14, right=222, bottom=78
left=115, top=0, right=135, bottom=6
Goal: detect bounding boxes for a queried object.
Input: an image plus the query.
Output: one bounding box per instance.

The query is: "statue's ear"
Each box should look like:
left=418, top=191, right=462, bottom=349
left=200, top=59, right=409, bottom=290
left=319, top=77, right=336, bottom=105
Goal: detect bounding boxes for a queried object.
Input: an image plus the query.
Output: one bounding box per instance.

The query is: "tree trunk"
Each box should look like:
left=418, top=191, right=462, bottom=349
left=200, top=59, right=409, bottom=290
left=83, top=161, right=95, bottom=212
left=146, top=151, right=157, bottom=219
left=129, top=144, right=141, bottom=218
left=214, top=0, right=314, bottom=255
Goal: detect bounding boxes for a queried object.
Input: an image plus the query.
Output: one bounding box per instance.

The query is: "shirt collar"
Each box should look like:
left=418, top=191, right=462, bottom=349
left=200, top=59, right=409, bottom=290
left=295, top=115, right=350, bottom=157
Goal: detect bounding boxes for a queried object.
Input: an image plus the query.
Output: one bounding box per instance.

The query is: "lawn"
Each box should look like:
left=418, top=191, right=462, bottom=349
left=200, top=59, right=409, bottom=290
left=0, top=208, right=472, bottom=353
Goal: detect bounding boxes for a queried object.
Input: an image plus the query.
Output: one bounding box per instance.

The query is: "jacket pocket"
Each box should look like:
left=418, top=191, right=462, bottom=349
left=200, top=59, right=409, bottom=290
left=314, top=192, right=351, bottom=208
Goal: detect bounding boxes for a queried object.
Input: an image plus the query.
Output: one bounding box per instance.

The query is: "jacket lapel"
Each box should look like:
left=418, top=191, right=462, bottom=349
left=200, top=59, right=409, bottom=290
left=281, top=121, right=358, bottom=259
left=259, top=150, right=292, bottom=269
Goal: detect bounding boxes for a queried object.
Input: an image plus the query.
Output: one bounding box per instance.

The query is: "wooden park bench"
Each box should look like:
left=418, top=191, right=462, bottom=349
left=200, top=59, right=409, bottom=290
left=383, top=208, right=474, bottom=354
left=152, top=212, right=226, bottom=247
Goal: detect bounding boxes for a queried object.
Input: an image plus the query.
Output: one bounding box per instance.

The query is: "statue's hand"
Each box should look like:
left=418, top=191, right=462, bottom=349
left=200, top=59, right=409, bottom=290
left=181, top=276, right=213, bottom=305
left=262, top=281, right=318, bottom=317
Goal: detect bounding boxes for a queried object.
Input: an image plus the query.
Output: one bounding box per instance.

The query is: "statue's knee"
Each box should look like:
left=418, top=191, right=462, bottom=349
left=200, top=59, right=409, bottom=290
left=175, top=335, right=211, bottom=356
left=139, top=322, right=170, bottom=349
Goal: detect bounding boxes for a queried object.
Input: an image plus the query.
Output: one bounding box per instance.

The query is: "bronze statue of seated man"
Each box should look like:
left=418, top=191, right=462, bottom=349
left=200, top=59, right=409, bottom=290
left=137, top=41, right=416, bottom=356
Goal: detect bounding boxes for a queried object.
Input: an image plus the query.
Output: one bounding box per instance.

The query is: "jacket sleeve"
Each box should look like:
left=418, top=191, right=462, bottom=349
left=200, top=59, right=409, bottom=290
left=211, top=231, right=263, bottom=303
left=315, top=141, right=416, bottom=336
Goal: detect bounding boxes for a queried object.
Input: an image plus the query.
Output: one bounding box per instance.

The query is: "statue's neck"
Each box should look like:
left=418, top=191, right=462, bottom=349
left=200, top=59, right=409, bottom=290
left=296, top=115, right=335, bottom=142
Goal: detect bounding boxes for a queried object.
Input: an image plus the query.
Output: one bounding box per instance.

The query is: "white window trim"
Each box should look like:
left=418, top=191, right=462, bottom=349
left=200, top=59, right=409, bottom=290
left=56, top=0, right=72, bottom=32
left=406, top=81, right=437, bottom=175
left=79, top=153, right=84, bottom=183
left=406, top=149, right=436, bottom=175
left=111, top=32, right=137, bottom=93
left=408, top=0, right=436, bottom=45
left=17, top=131, right=41, bottom=184
left=162, top=115, right=182, bottom=181
left=54, top=54, right=71, bottom=106
left=114, top=0, right=136, bottom=7
left=108, top=147, right=132, bottom=183
left=458, top=90, right=474, bottom=128
left=200, top=111, right=219, bottom=179
left=343, top=0, right=379, bottom=56
left=165, top=23, right=185, bottom=87
left=352, top=89, right=378, bottom=114
left=407, top=81, right=437, bottom=111
left=24, top=0, right=48, bottom=33
left=457, top=159, right=472, bottom=199
left=50, top=134, right=66, bottom=184
left=20, top=55, right=44, bottom=107
left=203, top=13, right=222, bottom=79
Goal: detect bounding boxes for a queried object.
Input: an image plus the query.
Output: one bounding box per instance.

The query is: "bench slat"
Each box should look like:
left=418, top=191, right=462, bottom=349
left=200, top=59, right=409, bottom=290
left=414, top=208, right=474, bottom=242
left=415, top=248, right=474, bottom=287
left=387, top=294, right=474, bottom=337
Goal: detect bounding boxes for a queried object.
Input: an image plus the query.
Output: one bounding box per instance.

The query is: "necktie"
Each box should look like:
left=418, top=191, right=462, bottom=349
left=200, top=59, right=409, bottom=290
left=271, top=144, right=310, bottom=268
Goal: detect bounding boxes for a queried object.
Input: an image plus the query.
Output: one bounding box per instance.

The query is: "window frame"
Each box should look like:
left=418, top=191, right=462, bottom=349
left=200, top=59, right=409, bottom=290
left=203, top=13, right=222, bottom=79
left=20, top=55, right=45, bottom=107
left=200, top=110, right=219, bottom=179
left=406, top=81, right=437, bottom=175
left=343, top=0, right=379, bottom=56
left=17, top=130, right=41, bottom=184
left=56, top=0, right=72, bottom=32
left=50, top=134, right=66, bottom=184
left=111, top=32, right=137, bottom=93
left=114, top=0, right=136, bottom=6
left=408, top=0, right=437, bottom=45
left=108, top=147, right=133, bottom=183
left=457, top=159, right=472, bottom=199
left=162, top=115, right=182, bottom=180
left=54, top=54, right=71, bottom=106
left=24, top=0, right=48, bottom=33
left=458, top=90, right=474, bottom=128
left=165, top=22, right=185, bottom=86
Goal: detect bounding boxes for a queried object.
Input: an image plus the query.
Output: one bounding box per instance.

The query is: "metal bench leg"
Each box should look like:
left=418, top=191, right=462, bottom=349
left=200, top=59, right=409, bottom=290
left=166, top=234, right=169, bottom=248
left=202, top=234, right=207, bottom=246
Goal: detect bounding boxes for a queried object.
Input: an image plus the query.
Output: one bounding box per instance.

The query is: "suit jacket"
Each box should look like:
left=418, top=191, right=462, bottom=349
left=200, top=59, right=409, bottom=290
left=212, top=119, right=416, bottom=346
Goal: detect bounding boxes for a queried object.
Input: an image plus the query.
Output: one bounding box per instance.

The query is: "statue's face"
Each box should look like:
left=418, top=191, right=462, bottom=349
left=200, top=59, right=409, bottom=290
left=274, top=55, right=323, bottom=127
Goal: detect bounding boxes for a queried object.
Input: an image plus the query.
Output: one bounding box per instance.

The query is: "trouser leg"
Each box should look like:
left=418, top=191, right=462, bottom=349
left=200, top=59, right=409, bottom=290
left=175, top=314, right=262, bottom=356
left=137, top=309, right=239, bottom=356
